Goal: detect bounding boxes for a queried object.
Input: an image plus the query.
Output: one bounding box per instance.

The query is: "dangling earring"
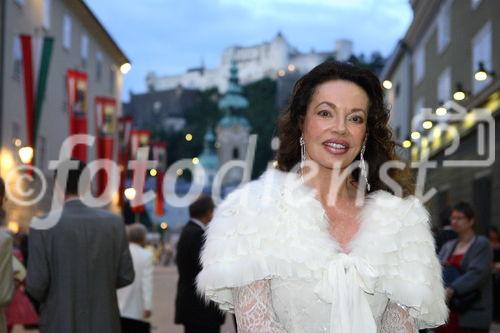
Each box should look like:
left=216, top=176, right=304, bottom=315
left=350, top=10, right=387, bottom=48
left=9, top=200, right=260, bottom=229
left=300, top=135, right=306, bottom=177
left=360, top=136, right=371, bottom=192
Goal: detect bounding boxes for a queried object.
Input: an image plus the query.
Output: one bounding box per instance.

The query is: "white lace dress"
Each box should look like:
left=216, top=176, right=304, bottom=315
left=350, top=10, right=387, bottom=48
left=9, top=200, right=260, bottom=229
left=196, top=169, right=449, bottom=333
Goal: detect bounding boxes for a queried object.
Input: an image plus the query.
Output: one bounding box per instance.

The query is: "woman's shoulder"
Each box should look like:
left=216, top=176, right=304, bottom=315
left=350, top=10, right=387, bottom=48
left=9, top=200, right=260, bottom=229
left=360, top=189, right=431, bottom=237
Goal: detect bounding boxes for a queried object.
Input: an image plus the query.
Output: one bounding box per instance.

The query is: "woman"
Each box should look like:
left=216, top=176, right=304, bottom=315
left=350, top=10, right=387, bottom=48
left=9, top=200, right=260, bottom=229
left=489, top=226, right=500, bottom=322
left=5, top=242, right=39, bottom=333
left=437, top=202, right=492, bottom=333
left=196, top=61, right=448, bottom=332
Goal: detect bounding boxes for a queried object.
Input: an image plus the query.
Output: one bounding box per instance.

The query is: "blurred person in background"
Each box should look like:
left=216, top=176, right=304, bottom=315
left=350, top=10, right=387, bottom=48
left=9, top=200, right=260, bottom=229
left=175, top=195, right=225, bottom=333
left=26, top=159, right=135, bottom=333
left=437, top=202, right=492, bottom=333
left=435, top=205, right=457, bottom=254
left=5, top=235, right=38, bottom=333
left=489, top=225, right=500, bottom=322
left=0, top=177, right=14, bottom=333
left=117, top=223, right=154, bottom=333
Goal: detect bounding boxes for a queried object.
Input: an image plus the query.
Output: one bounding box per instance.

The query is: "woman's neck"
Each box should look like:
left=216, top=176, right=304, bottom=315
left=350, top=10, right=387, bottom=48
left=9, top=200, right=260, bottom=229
left=308, top=166, right=354, bottom=207
left=458, top=230, right=475, bottom=244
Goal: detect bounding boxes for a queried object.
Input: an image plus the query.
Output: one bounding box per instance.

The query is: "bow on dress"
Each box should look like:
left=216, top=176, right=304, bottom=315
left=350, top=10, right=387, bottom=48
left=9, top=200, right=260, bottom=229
left=313, top=253, right=378, bottom=333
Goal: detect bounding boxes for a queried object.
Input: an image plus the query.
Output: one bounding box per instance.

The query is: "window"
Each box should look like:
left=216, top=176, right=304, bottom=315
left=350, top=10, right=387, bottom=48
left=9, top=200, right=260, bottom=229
left=42, top=0, right=51, bottom=29
left=62, top=74, right=67, bottom=113
left=11, top=122, right=20, bottom=143
left=232, top=147, right=240, bottom=159
left=80, top=34, right=89, bottom=67
left=38, top=136, right=47, bottom=169
left=472, top=21, right=492, bottom=94
left=12, top=36, right=22, bottom=80
left=471, top=0, right=482, bottom=10
left=395, top=82, right=400, bottom=98
left=109, top=67, right=115, bottom=93
left=437, top=1, right=451, bottom=53
left=437, top=67, right=451, bottom=103
left=96, top=51, right=103, bottom=81
left=414, top=97, right=425, bottom=119
left=62, top=14, right=72, bottom=49
left=473, top=175, right=491, bottom=234
left=413, top=43, right=425, bottom=85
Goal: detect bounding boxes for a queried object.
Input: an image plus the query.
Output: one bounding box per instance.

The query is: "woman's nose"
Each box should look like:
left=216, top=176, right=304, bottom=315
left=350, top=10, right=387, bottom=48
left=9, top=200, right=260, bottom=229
left=330, top=116, right=347, bottom=134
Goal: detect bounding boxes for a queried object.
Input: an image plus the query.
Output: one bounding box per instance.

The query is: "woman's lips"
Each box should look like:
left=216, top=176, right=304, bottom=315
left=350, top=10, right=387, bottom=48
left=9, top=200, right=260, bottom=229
left=322, top=142, right=349, bottom=155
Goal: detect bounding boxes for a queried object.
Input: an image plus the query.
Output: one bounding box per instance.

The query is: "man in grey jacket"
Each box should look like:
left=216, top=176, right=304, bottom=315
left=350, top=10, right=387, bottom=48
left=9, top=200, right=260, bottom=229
left=0, top=177, right=14, bottom=333
left=26, top=160, right=135, bottom=333
left=0, top=230, right=14, bottom=333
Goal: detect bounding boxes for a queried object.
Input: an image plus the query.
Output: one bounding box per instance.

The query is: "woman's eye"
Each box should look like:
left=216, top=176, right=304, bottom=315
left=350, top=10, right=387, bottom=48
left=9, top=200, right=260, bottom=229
left=318, top=110, right=331, bottom=117
left=349, top=115, right=364, bottom=123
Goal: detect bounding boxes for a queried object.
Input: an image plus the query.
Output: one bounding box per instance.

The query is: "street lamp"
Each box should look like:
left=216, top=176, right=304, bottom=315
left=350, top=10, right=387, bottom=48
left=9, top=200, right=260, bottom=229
left=436, top=104, right=447, bottom=116
left=382, top=80, right=393, bottom=90
left=185, top=133, right=193, bottom=142
left=124, top=187, right=136, bottom=201
left=453, top=83, right=466, bottom=101
left=18, top=146, right=34, bottom=164
left=120, top=62, right=131, bottom=74
left=411, top=131, right=421, bottom=140
left=474, top=62, right=495, bottom=82
left=422, top=121, right=433, bottom=130
left=149, top=168, right=158, bottom=177
left=402, top=140, right=412, bottom=149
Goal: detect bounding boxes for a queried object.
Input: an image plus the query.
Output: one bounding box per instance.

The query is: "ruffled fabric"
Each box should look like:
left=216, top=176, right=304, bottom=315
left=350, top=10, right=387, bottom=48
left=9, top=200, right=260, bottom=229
left=196, top=168, right=448, bottom=328
left=351, top=190, right=449, bottom=329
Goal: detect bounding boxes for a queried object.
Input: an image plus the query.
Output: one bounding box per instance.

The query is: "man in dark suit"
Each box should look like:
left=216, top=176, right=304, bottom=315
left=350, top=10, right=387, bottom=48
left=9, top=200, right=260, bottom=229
left=26, top=160, right=135, bottom=333
left=175, top=195, right=225, bottom=333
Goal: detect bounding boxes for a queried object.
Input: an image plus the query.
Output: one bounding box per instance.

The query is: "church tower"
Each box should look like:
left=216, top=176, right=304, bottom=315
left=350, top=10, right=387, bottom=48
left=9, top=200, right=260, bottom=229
left=216, top=61, right=251, bottom=185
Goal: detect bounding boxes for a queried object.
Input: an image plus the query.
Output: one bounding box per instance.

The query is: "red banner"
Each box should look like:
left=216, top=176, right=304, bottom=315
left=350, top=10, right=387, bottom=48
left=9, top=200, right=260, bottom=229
left=155, top=171, right=165, bottom=216
left=152, top=141, right=167, bottom=170
left=95, top=97, right=116, bottom=196
left=130, top=130, right=150, bottom=160
left=20, top=35, right=35, bottom=150
left=67, top=70, right=88, bottom=161
left=117, top=116, right=133, bottom=207
left=130, top=130, right=150, bottom=213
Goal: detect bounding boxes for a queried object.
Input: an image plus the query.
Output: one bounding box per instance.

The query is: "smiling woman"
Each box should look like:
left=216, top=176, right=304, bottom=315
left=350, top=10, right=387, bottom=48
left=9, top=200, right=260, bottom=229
left=196, top=61, right=448, bottom=333
left=277, top=60, right=414, bottom=197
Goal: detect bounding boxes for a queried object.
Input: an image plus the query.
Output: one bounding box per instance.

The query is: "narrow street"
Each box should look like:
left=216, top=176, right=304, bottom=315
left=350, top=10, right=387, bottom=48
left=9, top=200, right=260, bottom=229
left=12, top=264, right=500, bottom=333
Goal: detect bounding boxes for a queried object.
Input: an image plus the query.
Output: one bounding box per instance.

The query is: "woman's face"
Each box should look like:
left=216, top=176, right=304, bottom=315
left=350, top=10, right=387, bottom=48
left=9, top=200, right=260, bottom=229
left=302, top=80, right=369, bottom=172
left=450, top=210, right=474, bottom=235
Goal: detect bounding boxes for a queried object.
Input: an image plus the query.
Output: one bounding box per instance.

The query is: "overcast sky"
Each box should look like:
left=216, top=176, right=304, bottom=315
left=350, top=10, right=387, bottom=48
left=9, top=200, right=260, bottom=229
left=85, top=0, right=413, bottom=101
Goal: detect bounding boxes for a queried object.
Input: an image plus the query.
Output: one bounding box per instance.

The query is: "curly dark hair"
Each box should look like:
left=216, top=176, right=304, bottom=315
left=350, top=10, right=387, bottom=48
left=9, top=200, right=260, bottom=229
left=276, top=60, right=415, bottom=197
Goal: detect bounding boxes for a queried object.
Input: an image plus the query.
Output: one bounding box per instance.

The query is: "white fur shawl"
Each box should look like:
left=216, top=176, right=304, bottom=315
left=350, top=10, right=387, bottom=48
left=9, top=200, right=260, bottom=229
left=196, top=168, right=448, bottom=328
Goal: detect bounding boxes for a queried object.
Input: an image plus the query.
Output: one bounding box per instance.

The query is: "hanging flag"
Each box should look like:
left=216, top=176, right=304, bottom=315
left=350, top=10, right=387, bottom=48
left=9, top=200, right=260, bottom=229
left=20, top=35, right=35, bottom=151
left=34, top=37, right=54, bottom=146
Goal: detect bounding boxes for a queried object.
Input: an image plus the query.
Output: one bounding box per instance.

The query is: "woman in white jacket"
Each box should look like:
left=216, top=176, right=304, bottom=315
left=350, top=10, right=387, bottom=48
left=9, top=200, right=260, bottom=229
left=117, top=223, right=154, bottom=332
left=196, top=61, right=448, bottom=333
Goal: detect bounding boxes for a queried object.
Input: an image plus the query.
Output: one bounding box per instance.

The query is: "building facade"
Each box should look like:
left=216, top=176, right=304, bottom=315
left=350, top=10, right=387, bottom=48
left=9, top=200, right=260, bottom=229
left=0, top=0, right=130, bottom=229
left=146, top=33, right=353, bottom=94
left=382, top=0, right=500, bottom=232
left=123, top=86, right=200, bottom=134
